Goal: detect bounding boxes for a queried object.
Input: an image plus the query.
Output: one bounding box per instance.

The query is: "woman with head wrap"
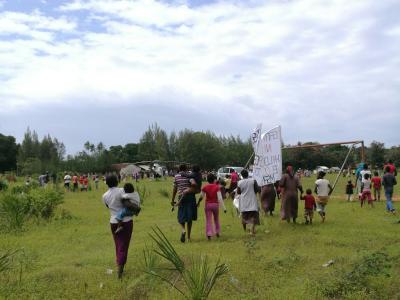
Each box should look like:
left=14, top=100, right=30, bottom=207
left=279, top=165, right=303, bottom=223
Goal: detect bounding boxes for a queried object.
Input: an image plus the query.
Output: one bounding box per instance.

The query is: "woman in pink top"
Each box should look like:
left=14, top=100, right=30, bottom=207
left=197, top=173, right=226, bottom=240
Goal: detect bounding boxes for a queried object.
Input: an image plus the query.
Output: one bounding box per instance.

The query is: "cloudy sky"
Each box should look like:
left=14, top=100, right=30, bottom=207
left=0, top=0, right=399, bottom=154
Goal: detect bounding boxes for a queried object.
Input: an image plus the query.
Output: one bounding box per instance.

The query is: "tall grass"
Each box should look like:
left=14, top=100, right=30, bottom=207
left=158, top=188, right=170, bottom=199
left=0, top=185, right=64, bottom=231
left=0, top=193, right=31, bottom=230
left=147, top=226, right=229, bottom=299
left=319, top=251, right=393, bottom=298
left=0, top=249, right=19, bottom=274
left=136, top=184, right=150, bottom=205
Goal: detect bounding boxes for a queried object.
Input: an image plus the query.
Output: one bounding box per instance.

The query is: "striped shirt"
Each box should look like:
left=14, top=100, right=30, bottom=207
left=174, top=172, right=190, bottom=195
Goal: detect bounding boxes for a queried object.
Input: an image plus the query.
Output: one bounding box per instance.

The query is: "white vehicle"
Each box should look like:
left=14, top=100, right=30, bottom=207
left=330, top=166, right=341, bottom=173
left=217, top=166, right=244, bottom=180
left=315, top=166, right=329, bottom=174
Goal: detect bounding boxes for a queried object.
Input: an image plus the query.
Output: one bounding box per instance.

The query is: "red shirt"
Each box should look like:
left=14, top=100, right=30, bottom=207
left=384, top=163, right=396, bottom=174
left=202, top=183, right=220, bottom=203
left=230, top=172, right=239, bottom=184
left=83, top=178, right=89, bottom=185
left=301, top=194, right=316, bottom=209
left=371, top=177, right=381, bottom=189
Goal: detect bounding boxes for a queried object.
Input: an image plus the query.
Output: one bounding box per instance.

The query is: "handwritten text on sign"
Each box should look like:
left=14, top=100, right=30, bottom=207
left=252, top=126, right=282, bottom=186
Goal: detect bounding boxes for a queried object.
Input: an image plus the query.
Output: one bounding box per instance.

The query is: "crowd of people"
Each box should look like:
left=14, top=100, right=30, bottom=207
left=99, top=160, right=398, bottom=279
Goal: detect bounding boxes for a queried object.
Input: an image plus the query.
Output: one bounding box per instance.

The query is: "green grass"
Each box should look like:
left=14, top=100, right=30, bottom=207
left=1, top=175, right=400, bottom=299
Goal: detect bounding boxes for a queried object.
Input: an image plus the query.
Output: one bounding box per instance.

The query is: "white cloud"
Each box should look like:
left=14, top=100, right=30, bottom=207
left=1, top=0, right=400, bottom=146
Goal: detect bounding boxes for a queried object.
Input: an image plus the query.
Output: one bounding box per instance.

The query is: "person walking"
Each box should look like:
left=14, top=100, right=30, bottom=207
left=314, top=171, right=333, bottom=222
left=260, top=183, right=276, bottom=216
left=382, top=166, right=397, bottom=214
left=171, top=164, right=198, bottom=243
left=237, top=169, right=260, bottom=235
left=197, top=173, right=226, bottom=240
left=102, top=175, right=134, bottom=279
left=279, top=165, right=303, bottom=223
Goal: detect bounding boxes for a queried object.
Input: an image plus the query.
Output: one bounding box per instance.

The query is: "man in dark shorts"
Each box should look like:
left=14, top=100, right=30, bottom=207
left=171, top=165, right=199, bottom=243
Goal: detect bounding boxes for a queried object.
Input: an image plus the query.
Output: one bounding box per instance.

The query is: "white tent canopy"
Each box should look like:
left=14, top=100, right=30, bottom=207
left=120, top=164, right=141, bottom=177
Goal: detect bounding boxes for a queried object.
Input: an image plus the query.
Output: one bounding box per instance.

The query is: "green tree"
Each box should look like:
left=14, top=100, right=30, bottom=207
left=0, top=134, right=17, bottom=172
left=368, top=141, right=385, bottom=168
left=386, top=146, right=400, bottom=166
left=138, top=123, right=169, bottom=161
left=124, top=143, right=139, bottom=162
left=176, top=130, right=223, bottom=170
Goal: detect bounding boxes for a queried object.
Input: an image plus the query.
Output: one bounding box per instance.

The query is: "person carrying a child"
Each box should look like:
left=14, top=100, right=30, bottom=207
left=345, top=180, right=354, bottom=202
left=300, top=188, right=316, bottom=224
left=360, top=173, right=373, bottom=207
left=371, top=171, right=382, bottom=201
left=114, top=183, right=141, bottom=234
left=102, top=175, right=137, bottom=279
left=314, top=171, right=333, bottom=223
left=197, top=173, right=226, bottom=240
left=171, top=164, right=198, bottom=243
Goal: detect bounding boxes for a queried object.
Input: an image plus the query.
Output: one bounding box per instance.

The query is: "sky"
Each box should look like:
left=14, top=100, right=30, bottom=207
left=0, top=0, right=399, bottom=154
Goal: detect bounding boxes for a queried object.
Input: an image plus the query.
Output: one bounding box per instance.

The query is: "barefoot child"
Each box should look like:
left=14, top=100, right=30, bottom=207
left=300, top=189, right=316, bottom=224
left=345, top=180, right=354, bottom=202
left=360, top=173, right=373, bottom=208
left=197, top=173, right=226, bottom=240
left=371, top=171, right=382, bottom=201
left=314, top=171, right=333, bottom=223
left=115, top=183, right=141, bottom=234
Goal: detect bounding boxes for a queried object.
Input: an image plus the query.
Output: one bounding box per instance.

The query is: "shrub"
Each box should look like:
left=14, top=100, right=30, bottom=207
left=0, top=192, right=31, bottom=230
left=146, top=226, right=229, bottom=299
left=0, top=179, right=8, bottom=191
left=0, top=185, right=64, bottom=231
left=29, top=188, right=64, bottom=220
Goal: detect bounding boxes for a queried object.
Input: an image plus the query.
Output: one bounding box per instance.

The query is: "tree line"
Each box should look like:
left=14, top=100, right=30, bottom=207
left=0, top=124, right=399, bottom=174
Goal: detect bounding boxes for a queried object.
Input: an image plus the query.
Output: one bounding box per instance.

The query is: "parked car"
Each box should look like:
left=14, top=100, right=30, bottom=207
left=217, top=166, right=244, bottom=180
left=315, top=166, right=329, bottom=174
left=330, top=167, right=341, bottom=173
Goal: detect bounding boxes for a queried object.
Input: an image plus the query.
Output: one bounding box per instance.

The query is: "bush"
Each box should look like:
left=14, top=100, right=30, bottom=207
left=146, top=226, right=229, bottom=299
left=0, top=192, right=31, bottom=230
left=0, top=179, right=8, bottom=191
left=29, top=188, right=64, bottom=220
left=0, top=185, right=64, bottom=231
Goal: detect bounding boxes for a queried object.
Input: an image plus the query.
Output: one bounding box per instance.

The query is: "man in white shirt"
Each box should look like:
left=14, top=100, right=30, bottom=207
left=64, top=172, right=71, bottom=191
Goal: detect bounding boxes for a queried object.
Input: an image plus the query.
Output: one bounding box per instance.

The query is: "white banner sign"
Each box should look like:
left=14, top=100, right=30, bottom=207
left=252, top=125, right=282, bottom=186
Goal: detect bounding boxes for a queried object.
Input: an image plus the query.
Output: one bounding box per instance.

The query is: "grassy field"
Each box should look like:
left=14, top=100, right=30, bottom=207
left=1, top=174, right=400, bottom=299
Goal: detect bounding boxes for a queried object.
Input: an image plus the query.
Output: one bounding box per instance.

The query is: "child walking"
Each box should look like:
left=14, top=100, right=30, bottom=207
left=360, top=174, right=373, bottom=207
left=345, top=180, right=354, bottom=202
left=314, top=171, right=333, bottom=223
left=115, top=183, right=141, bottom=234
left=197, top=173, right=226, bottom=240
left=371, top=171, right=382, bottom=201
left=300, top=189, right=316, bottom=224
